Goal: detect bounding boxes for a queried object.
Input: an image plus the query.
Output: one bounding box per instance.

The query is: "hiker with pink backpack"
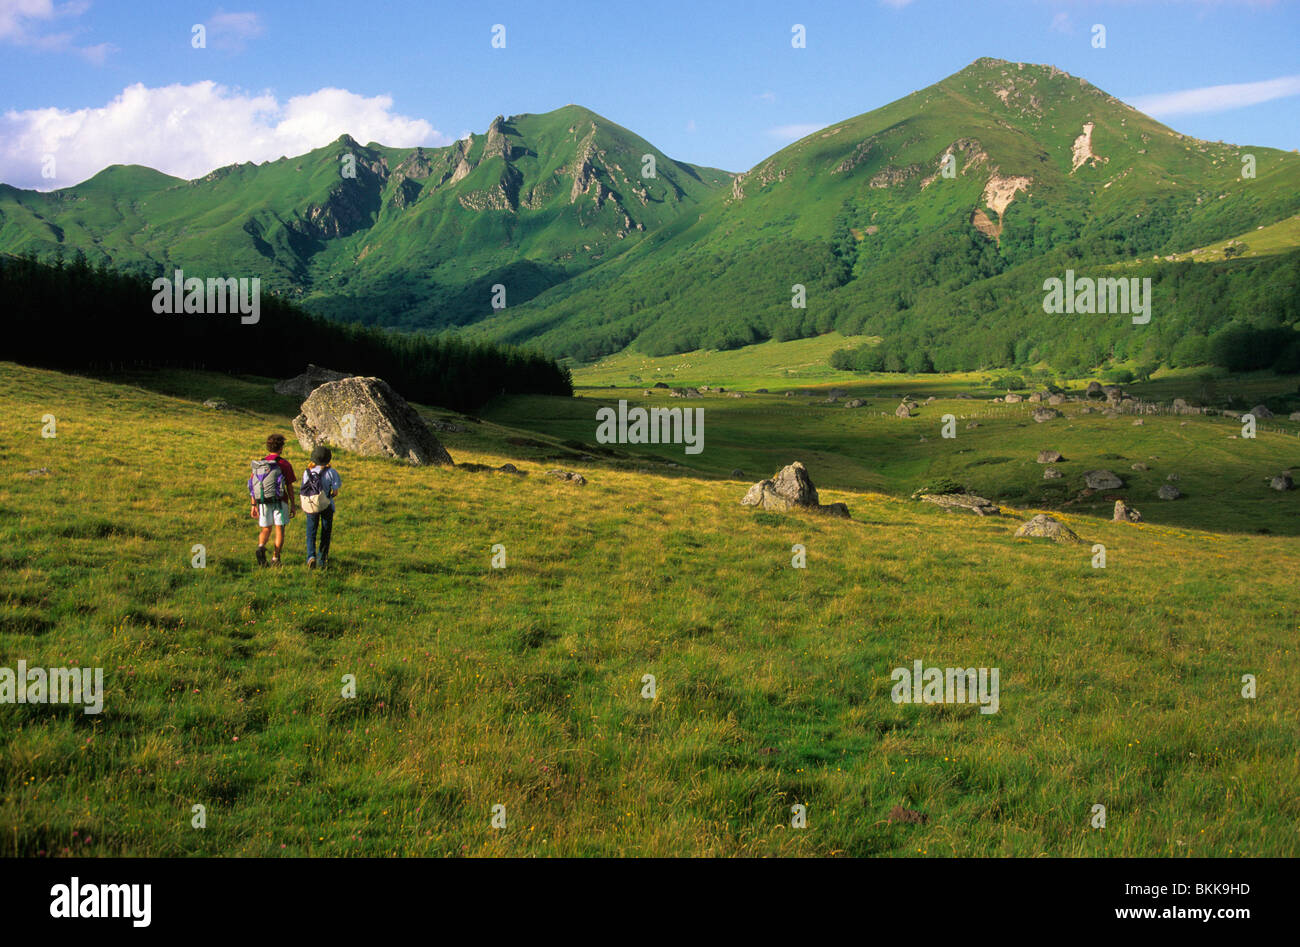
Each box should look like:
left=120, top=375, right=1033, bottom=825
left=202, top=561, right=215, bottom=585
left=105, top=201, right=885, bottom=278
left=300, top=445, right=342, bottom=570
left=248, top=433, right=296, bottom=567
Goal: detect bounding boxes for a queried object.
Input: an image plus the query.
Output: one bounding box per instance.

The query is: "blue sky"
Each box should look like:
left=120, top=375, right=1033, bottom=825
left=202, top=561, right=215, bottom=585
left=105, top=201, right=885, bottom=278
left=1, top=0, right=1298, bottom=188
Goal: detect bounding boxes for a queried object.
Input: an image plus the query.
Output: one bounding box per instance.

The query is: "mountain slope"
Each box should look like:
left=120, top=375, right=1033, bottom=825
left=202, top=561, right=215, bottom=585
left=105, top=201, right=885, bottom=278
left=0, top=105, right=731, bottom=329
left=466, top=58, right=1300, bottom=367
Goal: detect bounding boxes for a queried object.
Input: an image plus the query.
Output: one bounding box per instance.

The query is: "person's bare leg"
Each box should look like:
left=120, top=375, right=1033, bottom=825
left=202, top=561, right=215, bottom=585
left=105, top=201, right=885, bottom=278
left=258, top=526, right=271, bottom=547
left=272, top=524, right=285, bottom=562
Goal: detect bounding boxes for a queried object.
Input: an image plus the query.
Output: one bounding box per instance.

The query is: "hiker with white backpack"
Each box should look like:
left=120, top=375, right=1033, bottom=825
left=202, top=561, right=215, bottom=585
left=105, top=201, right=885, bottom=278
left=248, top=433, right=296, bottom=567
left=300, top=445, right=342, bottom=570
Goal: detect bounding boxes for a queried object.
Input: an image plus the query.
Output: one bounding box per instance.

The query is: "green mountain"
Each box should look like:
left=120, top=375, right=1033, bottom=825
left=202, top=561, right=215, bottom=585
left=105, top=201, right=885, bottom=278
left=467, top=58, right=1300, bottom=370
left=4, top=59, right=1299, bottom=374
left=0, top=105, right=730, bottom=329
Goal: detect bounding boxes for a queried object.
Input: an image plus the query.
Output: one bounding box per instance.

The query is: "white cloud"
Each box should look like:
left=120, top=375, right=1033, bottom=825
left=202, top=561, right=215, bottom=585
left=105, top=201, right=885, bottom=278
left=1049, top=12, right=1073, bottom=34
left=756, top=91, right=777, bottom=104
left=0, top=0, right=113, bottom=62
left=1, top=82, right=447, bottom=190
left=205, top=10, right=264, bottom=50
left=879, top=0, right=916, bottom=8
left=1131, top=74, right=1300, bottom=116
left=766, top=122, right=830, bottom=141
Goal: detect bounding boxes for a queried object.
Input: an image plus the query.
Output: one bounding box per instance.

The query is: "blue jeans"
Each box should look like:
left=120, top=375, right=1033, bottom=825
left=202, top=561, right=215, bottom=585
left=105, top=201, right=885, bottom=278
left=305, top=506, right=334, bottom=562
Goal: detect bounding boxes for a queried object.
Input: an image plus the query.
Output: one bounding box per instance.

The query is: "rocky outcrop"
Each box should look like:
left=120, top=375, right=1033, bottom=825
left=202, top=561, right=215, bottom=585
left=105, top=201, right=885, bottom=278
left=292, top=377, right=453, bottom=466
left=1014, top=514, right=1081, bottom=543
left=1113, top=500, right=1142, bottom=522
left=1037, top=450, right=1064, bottom=464
left=916, top=493, right=1000, bottom=516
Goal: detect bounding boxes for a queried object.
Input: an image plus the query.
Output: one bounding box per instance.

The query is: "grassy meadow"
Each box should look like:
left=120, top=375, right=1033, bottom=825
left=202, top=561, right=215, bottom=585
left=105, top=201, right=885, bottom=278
left=1, top=358, right=1297, bottom=857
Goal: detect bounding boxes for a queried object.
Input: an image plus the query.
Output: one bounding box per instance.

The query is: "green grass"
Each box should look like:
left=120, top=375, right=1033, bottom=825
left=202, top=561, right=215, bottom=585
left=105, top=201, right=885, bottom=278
left=570, top=332, right=880, bottom=389
left=1, top=361, right=1297, bottom=857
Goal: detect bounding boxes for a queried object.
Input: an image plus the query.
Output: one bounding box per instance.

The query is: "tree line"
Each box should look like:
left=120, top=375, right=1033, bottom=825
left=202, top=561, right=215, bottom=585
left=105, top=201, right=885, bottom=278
left=0, top=252, right=572, bottom=411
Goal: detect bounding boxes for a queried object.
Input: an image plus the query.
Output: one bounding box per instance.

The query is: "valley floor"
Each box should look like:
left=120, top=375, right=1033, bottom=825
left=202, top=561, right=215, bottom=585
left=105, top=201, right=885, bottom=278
left=0, top=362, right=1296, bottom=856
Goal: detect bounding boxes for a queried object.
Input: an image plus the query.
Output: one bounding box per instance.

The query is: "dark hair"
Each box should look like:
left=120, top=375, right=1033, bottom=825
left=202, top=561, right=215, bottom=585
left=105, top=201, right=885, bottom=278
left=266, top=433, right=286, bottom=453
left=310, top=445, right=332, bottom=466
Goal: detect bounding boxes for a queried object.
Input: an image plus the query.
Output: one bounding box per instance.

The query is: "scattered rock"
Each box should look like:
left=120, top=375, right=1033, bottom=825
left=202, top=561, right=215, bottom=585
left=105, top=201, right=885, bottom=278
left=1003, top=392, right=1023, bottom=404
left=293, top=376, right=453, bottom=466
left=1084, top=470, right=1124, bottom=490
left=1270, top=472, right=1294, bottom=491
left=755, top=389, right=769, bottom=394
left=1027, top=392, right=1044, bottom=404
left=1131, top=419, right=1144, bottom=426
left=1103, top=385, right=1123, bottom=402
left=1167, top=473, right=1180, bottom=481
left=275, top=364, right=352, bottom=401
left=1047, top=394, right=1066, bottom=405
left=1032, top=407, right=1062, bottom=423
left=653, top=382, right=670, bottom=389
left=547, top=469, right=587, bottom=485
left=1249, top=404, right=1274, bottom=419
left=888, top=805, right=928, bottom=825
left=1131, top=462, right=1148, bottom=471
left=202, top=398, right=232, bottom=410
left=740, top=462, right=850, bottom=518
left=965, top=421, right=980, bottom=430
left=426, top=417, right=465, bottom=433
left=1014, top=513, right=1081, bottom=543
left=917, top=493, right=1001, bottom=516
left=1113, top=500, right=1142, bottom=523
left=1290, top=411, right=1300, bottom=422
left=844, top=398, right=867, bottom=409
left=1044, top=467, right=1063, bottom=479
left=1157, top=484, right=1182, bottom=500
left=730, top=468, right=745, bottom=478
left=1037, top=450, right=1064, bottom=464
left=895, top=403, right=915, bottom=418
left=1085, top=381, right=1104, bottom=399
left=24, top=467, right=49, bottom=477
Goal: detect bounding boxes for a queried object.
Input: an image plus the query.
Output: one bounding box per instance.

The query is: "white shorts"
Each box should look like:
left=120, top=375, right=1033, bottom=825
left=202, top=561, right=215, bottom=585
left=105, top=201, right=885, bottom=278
left=257, top=501, right=291, bottom=527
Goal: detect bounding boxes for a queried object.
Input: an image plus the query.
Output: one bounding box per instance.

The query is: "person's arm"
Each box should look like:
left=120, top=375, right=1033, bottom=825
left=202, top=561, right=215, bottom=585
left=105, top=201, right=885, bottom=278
left=330, top=469, right=341, bottom=497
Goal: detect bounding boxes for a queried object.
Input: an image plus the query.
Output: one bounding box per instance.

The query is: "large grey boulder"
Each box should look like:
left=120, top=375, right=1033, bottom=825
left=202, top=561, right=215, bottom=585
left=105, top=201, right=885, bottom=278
left=1269, top=472, right=1294, bottom=492
left=1037, top=449, right=1065, bottom=464
left=1085, top=381, right=1104, bottom=399
left=275, top=364, right=352, bottom=401
left=293, top=376, right=453, bottom=466
left=1084, top=469, right=1124, bottom=490
left=741, top=462, right=849, bottom=518
left=1248, top=404, right=1274, bottom=420
left=1157, top=484, right=1182, bottom=500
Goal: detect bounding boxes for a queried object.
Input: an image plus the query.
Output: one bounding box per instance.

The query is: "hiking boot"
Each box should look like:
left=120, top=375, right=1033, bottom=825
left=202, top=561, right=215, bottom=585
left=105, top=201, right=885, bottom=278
left=307, top=557, right=316, bottom=570
left=319, top=556, right=328, bottom=571
left=256, top=546, right=267, bottom=567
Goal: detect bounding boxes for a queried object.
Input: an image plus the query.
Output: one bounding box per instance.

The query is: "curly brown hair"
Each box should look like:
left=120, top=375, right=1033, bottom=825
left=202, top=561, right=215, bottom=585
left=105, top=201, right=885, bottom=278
left=266, top=433, right=286, bottom=454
